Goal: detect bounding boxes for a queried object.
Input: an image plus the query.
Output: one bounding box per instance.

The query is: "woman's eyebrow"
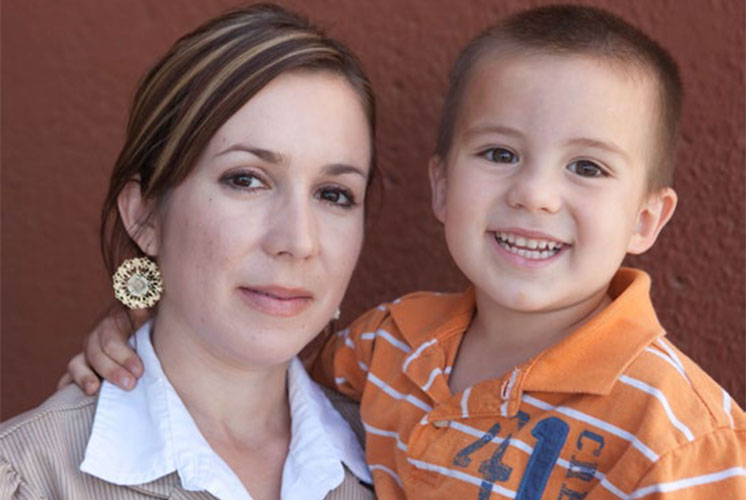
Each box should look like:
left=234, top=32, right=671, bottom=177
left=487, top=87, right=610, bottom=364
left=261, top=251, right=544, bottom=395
left=215, top=144, right=286, bottom=164
left=215, top=143, right=367, bottom=178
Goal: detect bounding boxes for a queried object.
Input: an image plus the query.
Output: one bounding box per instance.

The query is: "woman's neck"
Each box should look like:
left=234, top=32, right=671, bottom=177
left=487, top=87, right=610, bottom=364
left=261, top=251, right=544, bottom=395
left=150, top=313, right=291, bottom=448
left=150, top=313, right=291, bottom=500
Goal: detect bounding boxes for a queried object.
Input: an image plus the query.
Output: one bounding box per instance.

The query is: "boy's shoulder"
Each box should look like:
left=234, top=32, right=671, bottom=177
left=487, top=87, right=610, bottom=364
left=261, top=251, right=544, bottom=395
left=586, top=334, right=746, bottom=495
left=347, top=288, right=475, bottom=348
left=619, top=334, right=744, bottom=438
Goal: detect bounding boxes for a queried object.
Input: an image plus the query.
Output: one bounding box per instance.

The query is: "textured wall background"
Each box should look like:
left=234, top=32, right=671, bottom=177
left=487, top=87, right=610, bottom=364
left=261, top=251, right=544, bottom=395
left=2, top=0, right=744, bottom=419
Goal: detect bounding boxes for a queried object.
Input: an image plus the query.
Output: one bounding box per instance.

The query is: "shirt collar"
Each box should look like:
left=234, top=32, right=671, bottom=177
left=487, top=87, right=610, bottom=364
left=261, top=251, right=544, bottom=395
left=389, top=287, right=476, bottom=348
left=389, top=268, right=663, bottom=397
left=81, top=322, right=369, bottom=500
left=521, top=268, right=664, bottom=395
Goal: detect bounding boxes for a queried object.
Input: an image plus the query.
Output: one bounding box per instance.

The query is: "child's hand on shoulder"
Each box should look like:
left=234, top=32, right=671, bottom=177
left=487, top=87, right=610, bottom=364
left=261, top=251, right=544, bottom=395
left=58, top=309, right=146, bottom=394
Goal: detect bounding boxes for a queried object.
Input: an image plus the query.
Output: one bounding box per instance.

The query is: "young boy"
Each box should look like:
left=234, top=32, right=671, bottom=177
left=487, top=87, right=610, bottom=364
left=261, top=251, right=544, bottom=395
left=64, top=5, right=745, bottom=499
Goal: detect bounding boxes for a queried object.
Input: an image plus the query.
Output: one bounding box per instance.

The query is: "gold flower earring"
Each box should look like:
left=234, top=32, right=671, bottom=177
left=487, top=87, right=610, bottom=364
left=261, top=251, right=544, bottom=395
left=112, top=256, right=163, bottom=309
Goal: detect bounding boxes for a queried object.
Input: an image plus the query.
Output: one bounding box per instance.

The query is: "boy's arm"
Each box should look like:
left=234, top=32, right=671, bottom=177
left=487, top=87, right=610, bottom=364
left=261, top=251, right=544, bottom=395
left=589, top=425, right=746, bottom=499
left=310, top=303, right=391, bottom=402
left=634, top=427, right=745, bottom=499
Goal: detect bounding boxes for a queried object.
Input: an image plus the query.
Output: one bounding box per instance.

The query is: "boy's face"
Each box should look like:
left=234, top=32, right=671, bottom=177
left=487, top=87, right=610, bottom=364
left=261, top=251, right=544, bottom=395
left=430, top=52, right=676, bottom=314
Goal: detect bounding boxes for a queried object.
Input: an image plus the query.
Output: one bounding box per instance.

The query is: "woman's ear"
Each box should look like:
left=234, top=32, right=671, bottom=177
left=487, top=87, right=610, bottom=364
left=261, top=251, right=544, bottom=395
left=627, top=187, right=678, bottom=255
left=429, top=156, right=448, bottom=224
left=117, top=178, right=159, bottom=257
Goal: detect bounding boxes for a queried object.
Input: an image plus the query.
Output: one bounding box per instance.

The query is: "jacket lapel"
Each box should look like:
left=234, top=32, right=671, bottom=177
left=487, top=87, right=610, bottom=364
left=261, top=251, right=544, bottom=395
left=123, top=473, right=213, bottom=499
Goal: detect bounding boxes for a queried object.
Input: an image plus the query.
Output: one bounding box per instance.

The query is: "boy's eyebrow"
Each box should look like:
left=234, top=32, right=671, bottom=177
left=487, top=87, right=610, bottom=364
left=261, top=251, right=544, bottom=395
left=463, top=124, right=524, bottom=139
left=566, top=137, right=631, bottom=162
left=464, top=126, right=631, bottom=163
left=214, top=143, right=367, bottom=178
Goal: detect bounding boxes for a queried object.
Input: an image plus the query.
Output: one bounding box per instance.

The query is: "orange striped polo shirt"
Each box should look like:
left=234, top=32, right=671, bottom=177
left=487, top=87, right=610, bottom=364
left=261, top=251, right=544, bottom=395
left=312, top=268, right=746, bottom=499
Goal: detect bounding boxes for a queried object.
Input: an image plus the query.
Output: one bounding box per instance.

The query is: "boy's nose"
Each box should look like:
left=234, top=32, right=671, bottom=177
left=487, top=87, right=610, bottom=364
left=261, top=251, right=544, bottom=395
left=262, top=194, right=319, bottom=259
left=506, top=164, right=562, bottom=214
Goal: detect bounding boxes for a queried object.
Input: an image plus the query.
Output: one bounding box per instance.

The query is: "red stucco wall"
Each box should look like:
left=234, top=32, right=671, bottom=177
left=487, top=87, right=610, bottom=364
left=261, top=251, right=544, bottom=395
left=2, top=0, right=744, bottom=419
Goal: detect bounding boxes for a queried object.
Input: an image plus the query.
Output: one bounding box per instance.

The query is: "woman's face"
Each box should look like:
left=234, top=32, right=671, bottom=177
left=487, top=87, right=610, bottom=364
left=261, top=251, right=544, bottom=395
left=147, top=71, right=371, bottom=368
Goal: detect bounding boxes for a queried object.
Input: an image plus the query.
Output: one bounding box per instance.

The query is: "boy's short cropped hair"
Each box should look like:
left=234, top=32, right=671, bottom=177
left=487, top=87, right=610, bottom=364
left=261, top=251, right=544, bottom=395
left=434, top=4, right=683, bottom=192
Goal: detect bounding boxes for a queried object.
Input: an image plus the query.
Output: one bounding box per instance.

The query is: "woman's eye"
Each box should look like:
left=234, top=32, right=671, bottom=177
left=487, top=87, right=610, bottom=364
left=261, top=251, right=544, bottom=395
left=317, top=187, right=355, bottom=208
left=567, top=160, right=606, bottom=177
left=222, top=172, right=266, bottom=190
left=481, top=147, right=519, bottom=164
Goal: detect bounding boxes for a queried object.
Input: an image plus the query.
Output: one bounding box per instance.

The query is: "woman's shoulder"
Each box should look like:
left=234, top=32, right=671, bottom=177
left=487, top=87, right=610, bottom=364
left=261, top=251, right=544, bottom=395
left=0, top=385, right=95, bottom=489
left=1, top=385, right=96, bottom=443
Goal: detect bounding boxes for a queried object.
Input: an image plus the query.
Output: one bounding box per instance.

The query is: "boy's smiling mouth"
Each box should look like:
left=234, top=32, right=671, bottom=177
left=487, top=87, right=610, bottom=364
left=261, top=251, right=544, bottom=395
left=493, top=231, right=568, bottom=260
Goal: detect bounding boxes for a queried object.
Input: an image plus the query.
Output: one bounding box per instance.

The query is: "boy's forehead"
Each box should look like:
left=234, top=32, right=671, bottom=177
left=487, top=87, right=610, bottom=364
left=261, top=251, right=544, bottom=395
left=455, top=51, right=659, bottom=155
left=465, top=50, right=654, bottom=107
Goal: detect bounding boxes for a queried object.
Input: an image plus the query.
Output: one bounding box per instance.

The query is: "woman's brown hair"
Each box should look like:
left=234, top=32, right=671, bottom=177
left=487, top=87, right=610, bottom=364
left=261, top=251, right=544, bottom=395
left=101, top=3, right=376, bottom=275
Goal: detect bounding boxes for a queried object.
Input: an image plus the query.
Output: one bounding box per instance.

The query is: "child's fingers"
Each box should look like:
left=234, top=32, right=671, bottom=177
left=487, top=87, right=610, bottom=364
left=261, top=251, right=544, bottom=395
left=84, top=327, right=137, bottom=391
left=65, top=353, right=101, bottom=395
left=98, top=324, right=143, bottom=378
left=129, top=308, right=149, bottom=328
left=56, top=372, right=73, bottom=390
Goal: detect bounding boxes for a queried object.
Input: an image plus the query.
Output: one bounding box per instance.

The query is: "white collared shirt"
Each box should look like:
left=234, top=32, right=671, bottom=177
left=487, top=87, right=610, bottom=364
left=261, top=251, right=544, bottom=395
left=81, top=323, right=370, bottom=500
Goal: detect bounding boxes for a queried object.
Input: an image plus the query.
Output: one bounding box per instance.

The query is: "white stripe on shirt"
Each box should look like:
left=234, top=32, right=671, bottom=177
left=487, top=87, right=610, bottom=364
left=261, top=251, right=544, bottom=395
left=618, top=375, right=694, bottom=441
left=522, top=395, right=659, bottom=461
left=363, top=422, right=408, bottom=452
left=460, top=387, right=471, bottom=418
left=407, top=458, right=517, bottom=498
left=369, top=464, right=403, bottom=488
left=629, top=467, right=746, bottom=498
left=643, top=347, right=689, bottom=383
left=402, top=339, right=438, bottom=371
left=722, top=388, right=735, bottom=428
left=655, top=338, right=687, bottom=377
left=359, top=329, right=411, bottom=353
left=448, top=421, right=605, bottom=481
left=367, top=373, right=432, bottom=413
left=421, top=367, right=443, bottom=392
left=600, top=477, right=630, bottom=499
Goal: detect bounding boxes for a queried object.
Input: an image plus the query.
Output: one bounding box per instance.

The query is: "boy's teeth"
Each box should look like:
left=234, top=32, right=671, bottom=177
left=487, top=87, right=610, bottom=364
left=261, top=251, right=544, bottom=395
left=495, top=232, right=564, bottom=260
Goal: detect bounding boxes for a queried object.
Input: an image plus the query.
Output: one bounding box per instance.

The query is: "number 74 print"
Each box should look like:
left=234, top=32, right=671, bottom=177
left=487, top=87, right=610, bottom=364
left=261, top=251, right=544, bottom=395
left=452, top=412, right=572, bottom=500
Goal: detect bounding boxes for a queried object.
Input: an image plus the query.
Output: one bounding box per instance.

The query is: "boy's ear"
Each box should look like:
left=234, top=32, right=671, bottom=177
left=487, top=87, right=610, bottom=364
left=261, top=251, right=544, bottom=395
left=428, top=156, right=448, bottom=224
left=117, top=177, right=160, bottom=257
left=627, top=187, right=677, bottom=255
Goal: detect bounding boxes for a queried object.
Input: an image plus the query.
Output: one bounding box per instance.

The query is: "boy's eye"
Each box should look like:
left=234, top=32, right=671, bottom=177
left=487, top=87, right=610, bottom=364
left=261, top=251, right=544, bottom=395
left=222, top=171, right=267, bottom=190
left=567, top=160, right=606, bottom=177
left=316, top=187, right=356, bottom=208
left=481, top=147, right=519, bottom=164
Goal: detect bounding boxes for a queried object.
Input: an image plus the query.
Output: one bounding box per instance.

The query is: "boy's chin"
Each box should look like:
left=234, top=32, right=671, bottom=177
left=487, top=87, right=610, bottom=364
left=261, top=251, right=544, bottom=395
left=475, top=279, right=610, bottom=316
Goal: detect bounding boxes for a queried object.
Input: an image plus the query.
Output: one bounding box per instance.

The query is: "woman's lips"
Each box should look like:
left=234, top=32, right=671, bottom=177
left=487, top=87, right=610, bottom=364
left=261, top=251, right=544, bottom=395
left=238, top=286, right=313, bottom=317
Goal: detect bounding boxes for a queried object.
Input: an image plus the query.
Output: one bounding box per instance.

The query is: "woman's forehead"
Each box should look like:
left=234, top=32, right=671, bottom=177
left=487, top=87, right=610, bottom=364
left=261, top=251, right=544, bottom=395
left=201, top=71, right=372, bottom=173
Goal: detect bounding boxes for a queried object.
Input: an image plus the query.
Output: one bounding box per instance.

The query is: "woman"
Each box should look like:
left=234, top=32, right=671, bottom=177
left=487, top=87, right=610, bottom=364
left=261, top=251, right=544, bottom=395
left=0, top=5, right=375, bottom=500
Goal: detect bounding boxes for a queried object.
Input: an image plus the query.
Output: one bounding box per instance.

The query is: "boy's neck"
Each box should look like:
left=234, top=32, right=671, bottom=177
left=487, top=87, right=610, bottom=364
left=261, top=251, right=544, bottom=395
left=449, top=285, right=611, bottom=394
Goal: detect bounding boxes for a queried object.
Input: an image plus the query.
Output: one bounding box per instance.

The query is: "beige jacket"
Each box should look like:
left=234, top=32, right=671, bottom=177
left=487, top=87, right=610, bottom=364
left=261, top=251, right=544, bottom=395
left=0, top=385, right=373, bottom=500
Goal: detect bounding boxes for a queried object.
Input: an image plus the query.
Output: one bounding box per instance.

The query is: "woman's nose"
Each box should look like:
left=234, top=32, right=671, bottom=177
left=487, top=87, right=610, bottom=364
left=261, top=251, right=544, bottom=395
left=262, top=194, right=319, bottom=259
left=505, top=163, right=562, bottom=214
